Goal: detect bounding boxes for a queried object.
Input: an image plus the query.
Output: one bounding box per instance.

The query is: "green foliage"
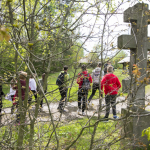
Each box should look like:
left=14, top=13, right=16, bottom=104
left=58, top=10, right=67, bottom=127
left=142, top=127, right=150, bottom=141
left=0, top=0, right=84, bottom=74
left=0, top=117, right=120, bottom=149
left=112, top=51, right=128, bottom=69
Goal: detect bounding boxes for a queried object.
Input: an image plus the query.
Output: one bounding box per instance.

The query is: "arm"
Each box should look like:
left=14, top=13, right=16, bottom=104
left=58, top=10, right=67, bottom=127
left=101, top=77, right=105, bottom=91
left=76, top=73, right=81, bottom=84
left=91, top=71, right=94, bottom=79
left=64, top=73, right=69, bottom=87
left=116, top=77, right=121, bottom=89
left=33, top=79, right=37, bottom=91
left=36, top=80, right=40, bottom=92
left=102, top=71, right=104, bottom=78
left=89, top=74, right=92, bottom=83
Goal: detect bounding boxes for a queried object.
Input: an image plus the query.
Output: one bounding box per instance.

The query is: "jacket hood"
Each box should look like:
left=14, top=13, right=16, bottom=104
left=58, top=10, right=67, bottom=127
left=94, top=67, right=101, bottom=72
left=82, top=70, right=88, bottom=73
left=81, top=70, right=88, bottom=75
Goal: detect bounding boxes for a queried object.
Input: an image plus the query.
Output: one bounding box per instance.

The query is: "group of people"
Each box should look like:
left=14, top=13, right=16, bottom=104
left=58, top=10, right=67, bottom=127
left=57, top=61, right=121, bottom=121
left=0, top=71, right=46, bottom=124
left=0, top=60, right=121, bottom=124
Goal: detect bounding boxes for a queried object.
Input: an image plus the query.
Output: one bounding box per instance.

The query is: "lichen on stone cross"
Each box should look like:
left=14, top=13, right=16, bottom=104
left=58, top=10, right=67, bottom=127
left=117, top=3, right=150, bottom=110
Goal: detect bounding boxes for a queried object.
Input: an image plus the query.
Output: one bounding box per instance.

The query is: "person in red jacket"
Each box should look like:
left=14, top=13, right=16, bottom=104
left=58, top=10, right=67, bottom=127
left=77, top=65, right=92, bottom=115
left=101, top=65, right=121, bottom=121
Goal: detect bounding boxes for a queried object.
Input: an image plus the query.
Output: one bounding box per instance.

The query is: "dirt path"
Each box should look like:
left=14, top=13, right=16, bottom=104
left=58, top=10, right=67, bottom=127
left=1, top=95, right=150, bottom=125
left=1, top=97, right=127, bottom=125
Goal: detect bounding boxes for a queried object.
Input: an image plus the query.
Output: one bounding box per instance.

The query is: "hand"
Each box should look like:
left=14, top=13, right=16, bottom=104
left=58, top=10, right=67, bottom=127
left=101, top=90, right=103, bottom=94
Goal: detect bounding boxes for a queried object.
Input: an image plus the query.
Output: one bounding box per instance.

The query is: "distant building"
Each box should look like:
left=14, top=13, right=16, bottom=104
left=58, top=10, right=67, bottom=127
left=78, top=57, right=90, bottom=67
left=78, top=55, right=99, bottom=68
left=118, top=55, right=150, bottom=73
left=118, top=57, right=130, bottom=70
left=78, top=57, right=89, bottom=64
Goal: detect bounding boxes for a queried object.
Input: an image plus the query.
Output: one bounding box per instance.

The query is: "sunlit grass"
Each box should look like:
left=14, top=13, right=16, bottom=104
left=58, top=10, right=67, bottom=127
left=0, top=117, right=120, bottom=149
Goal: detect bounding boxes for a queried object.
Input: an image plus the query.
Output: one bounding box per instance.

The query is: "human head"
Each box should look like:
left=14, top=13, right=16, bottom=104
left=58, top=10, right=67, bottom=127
left=107, top=65, right=113, bottom=73
left=30, top=74, right=34, bottom=78
left=107, top=61, right=111, bottom=65
left=63, top=65, right=68, bottom=71
left=97, top=62, right=102, bottom=67
left=42, top=73, right=45, bottom=81
left=81, top=65, right=86, bottom=71
left=19, top=71, right=27, bottom=80
left=11, top=78, right=16, bottom=86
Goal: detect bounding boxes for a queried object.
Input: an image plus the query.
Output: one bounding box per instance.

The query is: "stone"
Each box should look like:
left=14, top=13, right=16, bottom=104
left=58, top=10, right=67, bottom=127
left=120, top=108, right=150, bottom=149
left=118, top=35, right=150, bottom=50
left=117, top=3, right=150, bottom=149
left=122, top=77, right=130, bottom=93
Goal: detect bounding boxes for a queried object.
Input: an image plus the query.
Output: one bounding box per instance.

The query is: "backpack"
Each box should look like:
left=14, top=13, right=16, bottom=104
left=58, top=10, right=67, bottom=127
left=81, top=73, right=91, bottom=90
left=93, top=70, right=100, bottom=83
left=56, top=72, right=65, bottom=86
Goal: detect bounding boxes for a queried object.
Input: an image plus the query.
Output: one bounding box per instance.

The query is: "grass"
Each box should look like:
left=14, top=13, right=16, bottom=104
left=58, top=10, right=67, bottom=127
left=0, top=117, right=121, bottom=149
left=2, top=69, right=127, bottom=108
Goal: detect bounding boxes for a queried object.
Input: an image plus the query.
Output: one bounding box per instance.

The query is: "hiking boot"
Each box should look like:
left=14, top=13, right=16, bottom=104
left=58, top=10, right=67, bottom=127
left=113, top=115, right=119, bottom=119
left=59, top=109, right=67, bottom=113
left=77, top=109, right=82, bottom=115
left=82, top=112, right=85, bottom=116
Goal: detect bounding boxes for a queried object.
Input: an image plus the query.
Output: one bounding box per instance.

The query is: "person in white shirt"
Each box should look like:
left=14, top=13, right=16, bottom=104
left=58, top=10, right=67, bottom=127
left=9, top=79, right=16, bottom=114
left=29, top=74, right=37, bottom=104
left=10, top=79, right=16, bottom=100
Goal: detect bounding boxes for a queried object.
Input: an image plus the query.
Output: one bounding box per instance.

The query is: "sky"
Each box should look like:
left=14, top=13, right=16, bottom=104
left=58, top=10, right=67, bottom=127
left=77, top=0, right=150, bottom=58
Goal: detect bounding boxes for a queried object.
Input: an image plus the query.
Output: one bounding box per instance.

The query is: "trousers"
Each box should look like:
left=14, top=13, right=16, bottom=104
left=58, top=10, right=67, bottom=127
left=105, top=94, right=117, bottom=118
left=58, top=87, right=67, bottom=110
left=78, top=88, right=88, bottom=112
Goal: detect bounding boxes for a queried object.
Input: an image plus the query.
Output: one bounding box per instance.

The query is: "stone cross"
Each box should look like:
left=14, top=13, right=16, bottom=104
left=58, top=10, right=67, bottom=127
left=118, top=3, right=150, bottom=148
left=118, top=3, right=150, bottom=110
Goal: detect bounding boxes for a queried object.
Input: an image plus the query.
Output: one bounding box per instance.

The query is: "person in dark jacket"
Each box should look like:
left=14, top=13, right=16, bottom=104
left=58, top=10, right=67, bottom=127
left=104, top=61, right=114, bottom=75
left=77, top=65, right=92, bottom=115
left=57, top=66, right=69, bottom=113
